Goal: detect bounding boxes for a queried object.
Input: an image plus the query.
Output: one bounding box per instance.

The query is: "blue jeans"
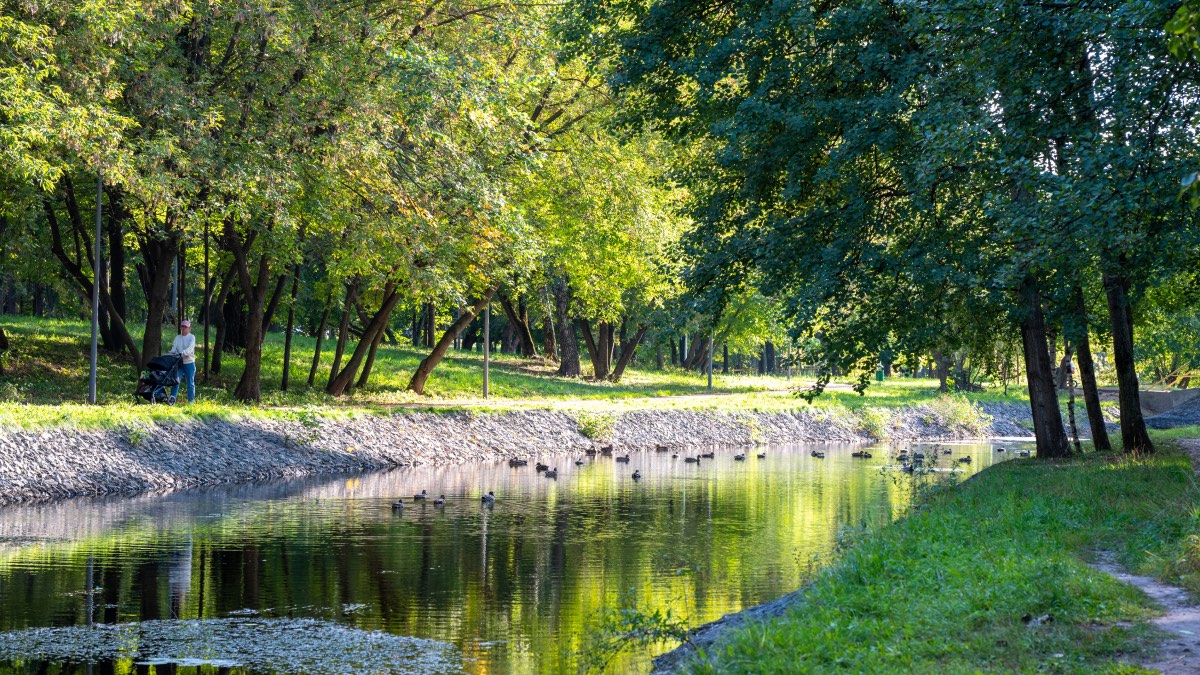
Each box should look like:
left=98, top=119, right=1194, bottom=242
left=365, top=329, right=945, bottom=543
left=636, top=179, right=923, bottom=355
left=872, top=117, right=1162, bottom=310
left=172, top=362, right=196, bottom=403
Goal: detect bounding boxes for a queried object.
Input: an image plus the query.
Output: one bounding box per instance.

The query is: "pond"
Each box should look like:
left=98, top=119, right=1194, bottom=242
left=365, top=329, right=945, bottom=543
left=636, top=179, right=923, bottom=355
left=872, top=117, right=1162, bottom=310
left=0, top=440, right=1022, bottom=674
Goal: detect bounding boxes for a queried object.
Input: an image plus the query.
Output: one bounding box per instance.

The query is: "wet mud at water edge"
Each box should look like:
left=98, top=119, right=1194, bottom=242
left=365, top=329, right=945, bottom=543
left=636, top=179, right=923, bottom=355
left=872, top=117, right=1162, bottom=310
left=0, top=440, right=1023, bottom=674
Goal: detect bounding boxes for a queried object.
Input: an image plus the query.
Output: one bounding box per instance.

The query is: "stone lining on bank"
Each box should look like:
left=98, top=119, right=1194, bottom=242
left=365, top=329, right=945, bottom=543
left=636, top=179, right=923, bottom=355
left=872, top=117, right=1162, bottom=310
left=0, top=402, right=1036, bottom=505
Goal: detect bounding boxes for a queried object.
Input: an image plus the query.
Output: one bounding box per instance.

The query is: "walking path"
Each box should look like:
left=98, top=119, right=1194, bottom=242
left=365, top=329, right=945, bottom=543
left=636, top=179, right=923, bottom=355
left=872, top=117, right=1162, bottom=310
left=1089, top=438, right=1200, bottom=673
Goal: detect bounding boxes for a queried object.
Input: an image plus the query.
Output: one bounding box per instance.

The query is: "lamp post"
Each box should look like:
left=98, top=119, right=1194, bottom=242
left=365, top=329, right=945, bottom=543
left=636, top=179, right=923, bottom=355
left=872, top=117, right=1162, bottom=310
left=483, top=300, right=490, bottom=399
left=708, top=324, right=714, bottom=391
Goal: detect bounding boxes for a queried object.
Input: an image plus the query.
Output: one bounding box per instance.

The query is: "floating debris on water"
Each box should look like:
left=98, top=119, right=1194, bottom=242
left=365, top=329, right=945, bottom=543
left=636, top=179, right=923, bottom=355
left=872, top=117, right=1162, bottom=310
left=0, top=618, right=461, bottom=674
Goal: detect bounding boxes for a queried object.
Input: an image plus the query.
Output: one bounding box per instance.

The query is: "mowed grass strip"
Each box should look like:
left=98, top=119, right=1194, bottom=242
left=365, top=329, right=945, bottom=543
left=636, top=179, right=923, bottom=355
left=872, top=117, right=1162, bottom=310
left=687, top=433, right=1200, bottom=674
left=0, top=316, right=1030, bottom=429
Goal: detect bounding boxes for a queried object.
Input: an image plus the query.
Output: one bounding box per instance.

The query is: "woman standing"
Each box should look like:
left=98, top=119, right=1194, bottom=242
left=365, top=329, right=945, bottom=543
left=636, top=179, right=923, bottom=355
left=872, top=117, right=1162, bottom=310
left=170, top=320, right=197, bottom=403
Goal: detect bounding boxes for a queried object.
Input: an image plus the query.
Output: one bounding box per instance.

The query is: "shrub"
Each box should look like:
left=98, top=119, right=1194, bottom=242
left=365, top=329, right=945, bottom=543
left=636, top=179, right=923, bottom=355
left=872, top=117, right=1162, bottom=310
left=858, top=406, right=893, bottom=440
left=924, top=393, right=992, bottom=436
left=575, top=411, right=616, bottom=440
left=0, top=382, right=20, bottom=402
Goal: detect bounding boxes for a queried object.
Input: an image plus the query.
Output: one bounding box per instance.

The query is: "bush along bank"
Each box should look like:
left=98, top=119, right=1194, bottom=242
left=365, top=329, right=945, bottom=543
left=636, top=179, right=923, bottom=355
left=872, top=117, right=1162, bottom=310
left=0, top=397, right=1026, bottom=505
left=657, top=432, right=1200, bottom=674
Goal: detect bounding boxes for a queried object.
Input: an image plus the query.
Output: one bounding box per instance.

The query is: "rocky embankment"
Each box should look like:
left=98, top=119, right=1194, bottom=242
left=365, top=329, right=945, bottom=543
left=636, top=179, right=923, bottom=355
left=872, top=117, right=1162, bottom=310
left=0, top=402, right=1034, bottom=505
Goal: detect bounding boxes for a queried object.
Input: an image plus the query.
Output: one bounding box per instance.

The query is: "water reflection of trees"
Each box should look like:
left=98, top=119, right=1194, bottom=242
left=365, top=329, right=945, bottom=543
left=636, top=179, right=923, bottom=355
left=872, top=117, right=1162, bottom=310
left=0, top=442, right=1006, bottom=673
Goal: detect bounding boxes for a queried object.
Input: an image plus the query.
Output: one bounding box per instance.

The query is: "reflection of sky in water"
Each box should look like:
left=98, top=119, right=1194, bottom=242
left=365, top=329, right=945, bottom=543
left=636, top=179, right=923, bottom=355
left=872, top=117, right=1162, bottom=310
left=0, top=440, right=1023, bottom=674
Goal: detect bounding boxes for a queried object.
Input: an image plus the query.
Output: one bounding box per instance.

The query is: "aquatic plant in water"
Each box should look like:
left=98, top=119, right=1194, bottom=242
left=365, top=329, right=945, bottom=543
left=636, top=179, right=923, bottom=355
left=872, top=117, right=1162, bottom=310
left=0, top=618, right=461, bottom=674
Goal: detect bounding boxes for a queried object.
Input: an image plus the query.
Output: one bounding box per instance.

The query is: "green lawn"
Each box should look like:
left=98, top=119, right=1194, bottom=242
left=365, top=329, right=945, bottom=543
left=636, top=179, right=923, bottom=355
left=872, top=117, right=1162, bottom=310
left=682, top=429, right=1200, bottom=674
left=0, top=316, right=1027, bottom=428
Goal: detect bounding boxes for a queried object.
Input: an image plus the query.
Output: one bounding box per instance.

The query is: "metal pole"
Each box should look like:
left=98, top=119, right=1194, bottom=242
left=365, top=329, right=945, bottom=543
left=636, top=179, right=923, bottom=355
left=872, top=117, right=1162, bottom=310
left=89, top=170, right=102, bottom=404
left=202, top=221, right=210, bottom=381
left=483, top=301, right=490, bottom=399
left=707, top=324, right=714, bottom=391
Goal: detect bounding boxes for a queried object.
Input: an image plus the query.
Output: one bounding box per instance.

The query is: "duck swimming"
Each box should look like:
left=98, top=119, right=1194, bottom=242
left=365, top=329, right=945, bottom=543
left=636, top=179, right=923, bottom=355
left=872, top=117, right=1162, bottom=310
left=433, top=494, right=446, bottom=505
left=616, top=455, right=631, bottom=463
left=734, top=454, right=746, bottom=461
left=685, top=456, right=700, bottom=463
left=632, top=470, right=642, bottom=480
left=575, top=458, right=585, bottom=466
left=757, top=452, right=767, bottom=459
left=413, top=490, right=428, bottom=501
left=544, top=467, right=559, bottom=478
left=508, top=458, right=528, bottom=467
left=535, top=462, right=549, bottom=472
left=481, top=491, right=495, bottom=505
left=391, top=499, right=404, bottom=510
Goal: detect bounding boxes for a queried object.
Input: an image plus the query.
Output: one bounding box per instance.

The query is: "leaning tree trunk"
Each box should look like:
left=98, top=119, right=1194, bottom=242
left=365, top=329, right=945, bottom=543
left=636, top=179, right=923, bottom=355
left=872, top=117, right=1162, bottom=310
left=554, top=279, right=580, bottom=377
left=1019, top=276, right=1071, bottom=458
left=1103, top=270, right=1154, bottom=454
left=543, top=317, right=558, bottom=362
left=307, top=294, right=332, bottom=388
left=328, top=285, right=401, bottom=395
left=1072, top=285, right=1111, bottom=452
left=610, top=325, right=648, bottom=383
left=356, top=322, right=387, bottom=390
left=580, top=319, right=608, bottom=380
left=327, top=283, right=359, bottom=388
left=408, top=290, right=496, bottom=394
left=497, top=290, right=538, bottom=357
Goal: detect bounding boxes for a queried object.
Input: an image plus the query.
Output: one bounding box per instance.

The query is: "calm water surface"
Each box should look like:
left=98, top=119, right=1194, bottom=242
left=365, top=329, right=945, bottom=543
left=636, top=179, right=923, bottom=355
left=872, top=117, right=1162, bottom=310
left=0, top=440, right=1024, bottom=673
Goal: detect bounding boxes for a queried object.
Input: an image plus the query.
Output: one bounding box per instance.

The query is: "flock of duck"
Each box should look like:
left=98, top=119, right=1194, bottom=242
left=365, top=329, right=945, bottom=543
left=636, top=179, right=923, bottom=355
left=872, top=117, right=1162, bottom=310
left=890, top=444, right=1031, bottom=473
left=390, top=442, right=1029, bottom=510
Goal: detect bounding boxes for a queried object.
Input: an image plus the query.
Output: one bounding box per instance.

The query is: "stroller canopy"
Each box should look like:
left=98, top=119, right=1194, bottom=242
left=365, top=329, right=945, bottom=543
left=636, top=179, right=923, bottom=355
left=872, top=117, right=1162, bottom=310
left=146, top=353, right=183, bottom=372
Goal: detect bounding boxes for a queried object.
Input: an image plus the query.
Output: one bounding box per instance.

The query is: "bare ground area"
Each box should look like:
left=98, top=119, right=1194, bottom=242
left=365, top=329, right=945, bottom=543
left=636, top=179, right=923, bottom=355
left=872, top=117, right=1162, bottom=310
left=1091, top=551, right=1200, bottom=674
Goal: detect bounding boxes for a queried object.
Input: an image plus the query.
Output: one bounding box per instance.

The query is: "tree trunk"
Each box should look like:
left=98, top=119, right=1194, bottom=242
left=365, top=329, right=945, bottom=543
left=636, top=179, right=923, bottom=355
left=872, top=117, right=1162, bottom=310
left=764, top=341, right=776, bottom=374
left=328, top=284, right=400, bottom=395
left=139, top=233, right=181, bottom=367
left=1103, top=270, right=1154, bottom=454
left=356, top=321, right=387, bottom=390
left=934, top=351, right=952, bottom=392
left=1071, top=286, right=1111, bottom=452
left=423, top=303, right=435, bottom=348
left=407, top=290, right=496, bottom=394
left=106, top=187, right=128, bottom=352
left=497, top=290, right=538, bottom=357
left=307, top=294, right=332, bottom=388
left=656, top=343, right=664, bottom=370
left=723, top=343, right=729, bottom=374
left=208, top=265, right=238, bottom=375
left=328, top=283, right=359, bottom=387
left=610, top=325, right=648, bottom=382
left=543, top=317, right=558, bottom=362
left=670, top=338, right=678, bottom=366
left=41, top=189, right=142, bottom=365
left=554, top=279, right=580, bottom=377
left=223, top=220, right=277, bottom=402
left=581, top=319, right=607, bottom=379
left=1019, top=276, right=1071, bottom=458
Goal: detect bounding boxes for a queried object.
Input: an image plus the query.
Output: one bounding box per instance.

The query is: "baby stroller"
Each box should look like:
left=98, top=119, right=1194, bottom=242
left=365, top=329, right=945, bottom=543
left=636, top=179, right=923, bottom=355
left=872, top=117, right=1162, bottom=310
left=135, top=353, right=183, bottom=404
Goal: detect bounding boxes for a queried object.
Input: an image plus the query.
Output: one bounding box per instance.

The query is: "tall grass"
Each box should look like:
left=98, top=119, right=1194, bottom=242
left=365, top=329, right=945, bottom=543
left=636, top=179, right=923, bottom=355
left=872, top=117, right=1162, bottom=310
left=685, top=433, right=1200, bottom=673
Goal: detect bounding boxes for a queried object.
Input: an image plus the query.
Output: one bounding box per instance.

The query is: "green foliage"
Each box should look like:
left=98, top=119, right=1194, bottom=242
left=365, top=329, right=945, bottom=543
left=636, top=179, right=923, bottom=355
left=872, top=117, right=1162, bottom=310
left=122, top=423, right=150, bottom=448
left=575, top=411, right=616, bottom=440
left=857, top=407, right=893, bottom=440
left=582, top=598, right=691, bottom=674
left=923, top=394, right=994, bottom=437
left=685, top=441, right=1199, bottom=673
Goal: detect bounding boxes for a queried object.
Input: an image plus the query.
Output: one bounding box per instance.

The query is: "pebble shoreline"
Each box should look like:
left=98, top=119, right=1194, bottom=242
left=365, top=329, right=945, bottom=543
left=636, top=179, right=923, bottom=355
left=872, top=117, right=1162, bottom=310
left=0, top=402, right=1036, bottom=505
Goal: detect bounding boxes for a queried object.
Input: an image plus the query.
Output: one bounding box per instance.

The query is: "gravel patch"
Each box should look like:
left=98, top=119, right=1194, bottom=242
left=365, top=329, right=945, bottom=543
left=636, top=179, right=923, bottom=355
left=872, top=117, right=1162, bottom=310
left=0, top=403, right=1037, bottom=506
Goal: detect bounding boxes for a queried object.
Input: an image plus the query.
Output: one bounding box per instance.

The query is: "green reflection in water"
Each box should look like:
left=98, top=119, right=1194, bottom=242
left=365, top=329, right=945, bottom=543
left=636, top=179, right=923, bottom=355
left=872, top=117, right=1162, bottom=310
left=0, top=440, right=1019, bottom=674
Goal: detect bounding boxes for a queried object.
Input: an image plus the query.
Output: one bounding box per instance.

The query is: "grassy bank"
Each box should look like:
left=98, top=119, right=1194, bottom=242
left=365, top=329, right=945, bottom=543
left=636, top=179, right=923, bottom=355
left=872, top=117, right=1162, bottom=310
left=681, top=429, right=1200, bottom=673
left=0, top=316, right=1028, bottom=429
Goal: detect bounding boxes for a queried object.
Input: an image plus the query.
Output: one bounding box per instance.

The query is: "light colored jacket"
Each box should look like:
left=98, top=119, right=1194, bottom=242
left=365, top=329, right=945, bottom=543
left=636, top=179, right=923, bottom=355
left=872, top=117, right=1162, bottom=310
left=171, top=334, right=196, bottom=364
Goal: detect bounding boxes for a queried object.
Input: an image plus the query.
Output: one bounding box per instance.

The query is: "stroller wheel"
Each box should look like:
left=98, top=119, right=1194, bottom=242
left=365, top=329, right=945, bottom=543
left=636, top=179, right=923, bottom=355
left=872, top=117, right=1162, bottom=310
left=168, top=396, right=177, bottom=405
